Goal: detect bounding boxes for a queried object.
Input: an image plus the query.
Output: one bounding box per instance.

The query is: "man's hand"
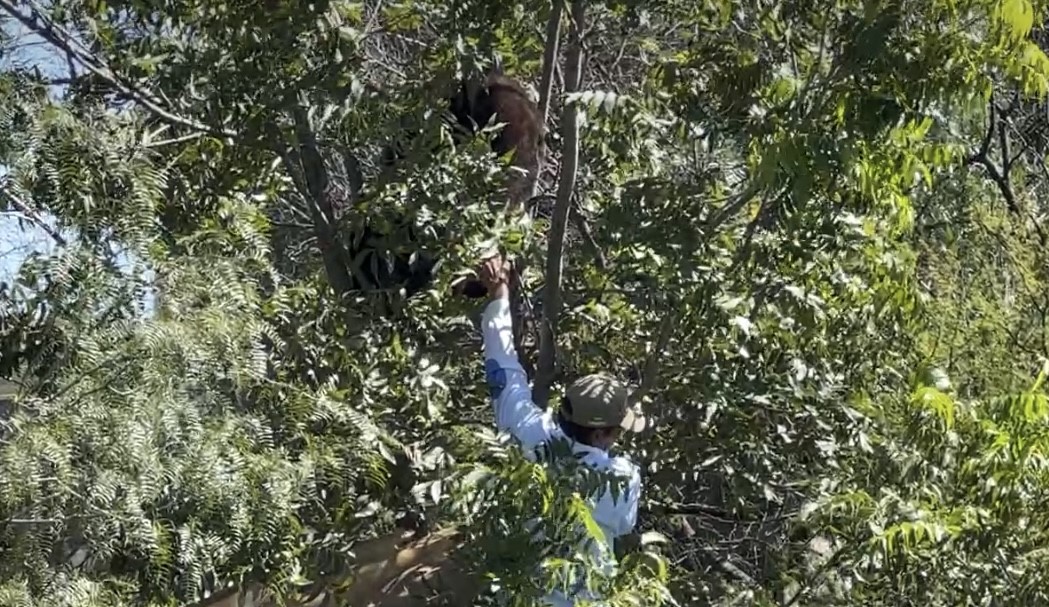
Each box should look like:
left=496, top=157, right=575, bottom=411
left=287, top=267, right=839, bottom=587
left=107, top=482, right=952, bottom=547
left=479, top=255, right=511, bottom=301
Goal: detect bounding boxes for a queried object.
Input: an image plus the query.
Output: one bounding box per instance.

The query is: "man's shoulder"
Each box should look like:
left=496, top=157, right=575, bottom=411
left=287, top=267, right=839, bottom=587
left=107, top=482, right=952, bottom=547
left=606, top=453, right=641, bottom=481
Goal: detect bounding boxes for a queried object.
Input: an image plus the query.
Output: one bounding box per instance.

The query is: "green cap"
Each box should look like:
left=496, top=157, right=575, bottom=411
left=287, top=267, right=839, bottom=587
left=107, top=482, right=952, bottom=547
left=563, top=373, right=647, bottom=432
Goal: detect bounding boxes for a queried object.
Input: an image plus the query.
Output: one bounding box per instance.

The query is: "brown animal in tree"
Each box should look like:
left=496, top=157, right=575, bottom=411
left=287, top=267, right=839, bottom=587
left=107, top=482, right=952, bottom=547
left=376, top=71, right=547, bottom=299
left=448, top=72, right=546, bottom=207
left=382, top=71, right=546, bottom=204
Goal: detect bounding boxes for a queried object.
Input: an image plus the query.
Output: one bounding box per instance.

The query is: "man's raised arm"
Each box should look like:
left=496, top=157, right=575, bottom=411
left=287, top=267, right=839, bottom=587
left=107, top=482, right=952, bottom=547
left=479, top=257, right=557, bottom=451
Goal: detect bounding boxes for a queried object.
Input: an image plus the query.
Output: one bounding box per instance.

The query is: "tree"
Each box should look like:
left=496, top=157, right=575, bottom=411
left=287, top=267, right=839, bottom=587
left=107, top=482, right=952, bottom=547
left=3, top=0, right=1049, bottom=605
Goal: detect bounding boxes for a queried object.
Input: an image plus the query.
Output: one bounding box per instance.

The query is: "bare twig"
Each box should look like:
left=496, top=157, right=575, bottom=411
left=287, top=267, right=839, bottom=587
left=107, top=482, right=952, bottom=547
left=533, top=0, right=586, bottom=408
left=0, top=182, right=67, bottom=246
left=999, top=104, right=1013, bottom=175
left=335, top=143, right=365, bottom=204
left=142, top=131, right=209, bottom=149
left=968, top=97, right=1049, bottom=246
left=725, top=189, right=785, bottom=277
left=537, top=0, right=564, bottom=124
left=643, top=499, right=794, bottom=526
left=531, top=193, right=606, bottom=270
left=782, top=541, right=855, bottom=607
left=509, top=267, right=537, bottom=378
left=702, top=180, right=762, bottom=235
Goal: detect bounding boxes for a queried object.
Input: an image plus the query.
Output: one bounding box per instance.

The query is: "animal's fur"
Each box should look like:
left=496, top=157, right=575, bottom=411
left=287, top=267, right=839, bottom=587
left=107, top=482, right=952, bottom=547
left=374, top=71, right=548, bottom=299
left=446, top=72, right=546, bottom=207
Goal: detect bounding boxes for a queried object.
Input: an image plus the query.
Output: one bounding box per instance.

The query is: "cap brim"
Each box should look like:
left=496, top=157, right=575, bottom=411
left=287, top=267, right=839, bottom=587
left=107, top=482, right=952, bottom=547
left=620, top=407, right=646, bottom=433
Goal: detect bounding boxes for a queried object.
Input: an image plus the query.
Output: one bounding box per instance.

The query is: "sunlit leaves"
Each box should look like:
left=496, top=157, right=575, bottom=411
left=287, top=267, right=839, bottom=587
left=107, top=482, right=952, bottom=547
left=566, top=89, right=632, bottom=114
left=1011, top=39, right=1049, bottom=94
left=995, top=0, right=1037, bottom=42
left=911, top=386, right=956, bottom=429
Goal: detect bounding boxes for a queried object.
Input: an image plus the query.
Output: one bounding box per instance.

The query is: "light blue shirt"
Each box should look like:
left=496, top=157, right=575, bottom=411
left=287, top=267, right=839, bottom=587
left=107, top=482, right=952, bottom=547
left=481, top=296, right=642, bottom=605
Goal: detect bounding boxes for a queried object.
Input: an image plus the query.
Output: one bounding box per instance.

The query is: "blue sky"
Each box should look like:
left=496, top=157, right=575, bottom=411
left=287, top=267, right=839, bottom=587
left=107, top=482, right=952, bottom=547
left=1, top=17, right=69, bottom=284
left=1, top=16, right=149, bottom=316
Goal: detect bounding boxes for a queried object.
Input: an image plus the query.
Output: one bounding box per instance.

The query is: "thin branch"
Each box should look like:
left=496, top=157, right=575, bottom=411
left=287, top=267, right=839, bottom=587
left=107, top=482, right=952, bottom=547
left=965, top=98, right=1020, bottom=214
left=725, top=189, right=785, bottom=278
left=0, top=184, right=67, bottom=246
left=782, top=541, right=858, bottom=607
left=1005, top=121, right=1036, bottom=167
left=537, top=0, right=564, bottom=124
left=570, top=196, right=607, bottom=271
left=959, top=96, right=1049, bottom=246
left=701, top=180, right=763, bottom=235
left=999, top=105, right=1013, bottom=176
left=337, top=145, right=365, bottom=204
left=509, top=266, right=537, bottom=378
left=533, top=0, right=586, bottom=408
left=142, top=131, right=209, bottom=148
left=531, top=193, right=606, bottom=270
left=969, top=97, right=997, bottom=162
left=609, top=35, right=630, bottom=73
left=643, top=499, right=790, bottom=524
left=270, top=221, right=313, bottom=230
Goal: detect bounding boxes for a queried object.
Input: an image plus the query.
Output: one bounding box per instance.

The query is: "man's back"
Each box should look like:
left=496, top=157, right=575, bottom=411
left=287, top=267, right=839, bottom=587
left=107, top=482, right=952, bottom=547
left=480, top=292, right=643, bottom=604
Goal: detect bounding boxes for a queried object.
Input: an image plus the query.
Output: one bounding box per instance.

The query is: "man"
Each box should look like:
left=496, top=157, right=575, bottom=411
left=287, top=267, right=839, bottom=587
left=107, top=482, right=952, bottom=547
left=478, top=255, right=645, bottom=606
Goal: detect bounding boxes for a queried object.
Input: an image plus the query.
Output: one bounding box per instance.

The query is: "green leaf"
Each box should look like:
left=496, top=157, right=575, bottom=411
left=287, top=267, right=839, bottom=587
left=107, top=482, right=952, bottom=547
left=997, top=0, right=1035, bottom=41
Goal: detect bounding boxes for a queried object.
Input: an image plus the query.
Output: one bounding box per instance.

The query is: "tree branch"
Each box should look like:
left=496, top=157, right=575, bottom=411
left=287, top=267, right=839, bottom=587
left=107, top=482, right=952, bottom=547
left=276, top=110, right=356, bottom=297
left=0, top=181, right=67, bottom=246
left=537, top=0, right=564, bottom=124
left=509, top=269, right=537, bottom=378
left=141, top=131, right=209, bottom=149
left=702, top=180, right=762, bottom=235
left=533, top=0, right=586, bottom=408
left=337, top=145, right=365, bottom=205
left=570, top=197, right=608, bottom=271
left=965, top=98, right=1020, bottom=215
left=0, top=0, right=236, bottom=139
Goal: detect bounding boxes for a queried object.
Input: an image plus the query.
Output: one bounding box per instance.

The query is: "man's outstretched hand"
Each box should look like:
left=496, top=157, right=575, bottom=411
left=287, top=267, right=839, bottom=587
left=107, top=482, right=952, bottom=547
left=479, top=255, right=511, bottom=301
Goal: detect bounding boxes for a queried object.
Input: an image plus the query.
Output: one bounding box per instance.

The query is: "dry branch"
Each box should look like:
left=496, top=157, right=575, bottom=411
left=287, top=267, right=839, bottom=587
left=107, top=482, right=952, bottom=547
left=273, top=109, right=356, bottom=298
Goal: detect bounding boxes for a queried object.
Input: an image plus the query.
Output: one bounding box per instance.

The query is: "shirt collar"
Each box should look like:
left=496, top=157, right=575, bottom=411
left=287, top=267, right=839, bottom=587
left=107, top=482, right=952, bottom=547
left=571, top=440, right=608, bottom=460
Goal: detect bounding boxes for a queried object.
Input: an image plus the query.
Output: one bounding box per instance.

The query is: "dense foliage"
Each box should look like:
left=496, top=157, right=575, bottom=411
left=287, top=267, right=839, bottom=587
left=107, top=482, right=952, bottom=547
left=4, top=0, right=1049, bottom=605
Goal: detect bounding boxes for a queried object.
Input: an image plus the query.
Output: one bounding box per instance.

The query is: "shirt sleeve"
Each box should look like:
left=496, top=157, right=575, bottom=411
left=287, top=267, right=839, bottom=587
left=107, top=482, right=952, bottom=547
left=481, top=296, right=559, bottom=451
